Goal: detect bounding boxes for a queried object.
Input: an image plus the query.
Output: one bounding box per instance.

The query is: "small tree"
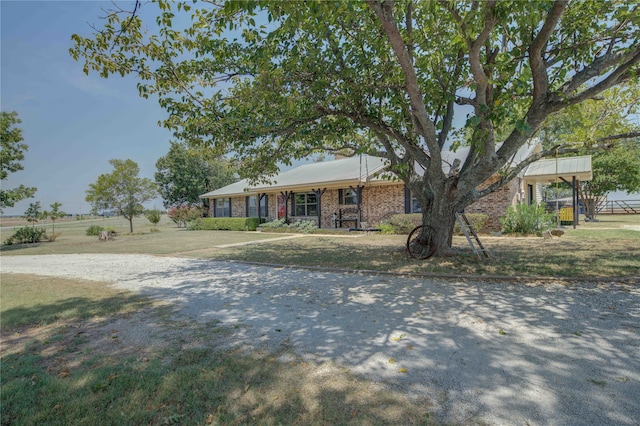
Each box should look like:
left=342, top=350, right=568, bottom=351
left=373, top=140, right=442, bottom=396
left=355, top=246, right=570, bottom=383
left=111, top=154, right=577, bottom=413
left=144, top=208, right=162, bottom=230
left=48, top=202, right=67, bottom=234
left=86, top=159, right=158, bottom=233
left=24, top=201, right=42, bottom=230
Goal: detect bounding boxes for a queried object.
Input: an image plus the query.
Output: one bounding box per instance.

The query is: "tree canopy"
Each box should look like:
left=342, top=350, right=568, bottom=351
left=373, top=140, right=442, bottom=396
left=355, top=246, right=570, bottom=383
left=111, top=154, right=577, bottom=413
left=1, top=111, right=37, bottom=213
left=71, top=0, right=640, bottom=254
left=86, top=159, right=158, bottom=233
left=155, top=142, right=237, bottom=208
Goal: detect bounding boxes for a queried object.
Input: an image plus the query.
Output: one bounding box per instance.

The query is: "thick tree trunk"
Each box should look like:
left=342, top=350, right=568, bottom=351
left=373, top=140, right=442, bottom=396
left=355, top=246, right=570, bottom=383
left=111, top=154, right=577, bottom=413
left=411, top=175, right=463, bottom=257
left=419, top=195, right=459, bottom=257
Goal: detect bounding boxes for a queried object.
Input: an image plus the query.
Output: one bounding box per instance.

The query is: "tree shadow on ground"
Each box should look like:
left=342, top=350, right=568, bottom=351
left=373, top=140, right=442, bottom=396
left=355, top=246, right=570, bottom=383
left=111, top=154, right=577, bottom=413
left=1, top=294, right=433, bottom=425
left=131, top=260, right=640, bottom=425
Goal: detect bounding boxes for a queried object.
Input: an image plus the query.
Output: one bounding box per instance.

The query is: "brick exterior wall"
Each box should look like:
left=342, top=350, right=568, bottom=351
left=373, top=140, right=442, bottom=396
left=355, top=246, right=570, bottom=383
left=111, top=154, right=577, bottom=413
left=207, top=178, right=520, bottom=231
left=465, top=176, right=521, bottom=231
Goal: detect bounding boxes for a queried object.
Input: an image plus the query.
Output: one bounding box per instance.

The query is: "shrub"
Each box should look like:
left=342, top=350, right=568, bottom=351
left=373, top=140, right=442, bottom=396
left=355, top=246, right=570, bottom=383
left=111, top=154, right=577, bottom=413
left=188, top=217, right=263, bottom=231
left=4, top=226, right=47, bottom=245
left=86, top=225, right=104, bottom=236
left=259, top=218, right=318, bottom=234
left=144, top=209, right=162, bottom=228
left=261, top=218, right=288, bottom=228
left=167, top=205, right=202, bottom=228
left=453, top=213, right=489, bottom=235
left=378, top=213, right=421, bottom=234
left=500, top=203, right=554, bottom=235
left=288, top=220, right=317, bottom=234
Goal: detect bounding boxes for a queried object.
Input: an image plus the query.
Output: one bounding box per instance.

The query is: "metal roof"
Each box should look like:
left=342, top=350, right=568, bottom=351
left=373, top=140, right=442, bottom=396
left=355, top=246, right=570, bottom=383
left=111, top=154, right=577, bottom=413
left=524, top=155, right=592, bottom=182
left=440, top=139, right=541, bottom=175
left=201, top=140, right=579, bottom=199
left=200, top=155, right=388, bottom=198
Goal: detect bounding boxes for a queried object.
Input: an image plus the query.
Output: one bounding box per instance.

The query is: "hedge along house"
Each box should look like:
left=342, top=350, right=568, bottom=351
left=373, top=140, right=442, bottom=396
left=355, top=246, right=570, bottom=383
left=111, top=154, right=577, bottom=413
left=200, top=140, right=592, bottom=231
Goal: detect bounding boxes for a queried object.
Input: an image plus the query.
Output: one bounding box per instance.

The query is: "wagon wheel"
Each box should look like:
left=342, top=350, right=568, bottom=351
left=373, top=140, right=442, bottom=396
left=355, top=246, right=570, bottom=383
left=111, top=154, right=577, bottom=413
left=406, top=225, right=437, bottom=260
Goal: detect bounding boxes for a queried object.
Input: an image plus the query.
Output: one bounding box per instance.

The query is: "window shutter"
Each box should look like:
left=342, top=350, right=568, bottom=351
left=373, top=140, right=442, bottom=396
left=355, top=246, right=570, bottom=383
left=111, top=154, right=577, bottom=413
left=404, top=186, right=411, bottom=214
left=291, top=193, right=296, bottom=216
left=228, top=198, right=232, bottom=217
left=338, top=189, right=344, bottom=204
left=263, top=194, right=269, bottom=215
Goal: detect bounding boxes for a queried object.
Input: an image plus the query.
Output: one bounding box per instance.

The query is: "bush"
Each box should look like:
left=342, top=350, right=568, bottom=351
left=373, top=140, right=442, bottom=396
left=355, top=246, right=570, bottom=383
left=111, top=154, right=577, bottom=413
left=4, top=226, right=47, bottom=245
left=188, top=217, right=263, bottom=231
left=259, top=218, right=318, bottom=234
left=86, top=225, right=104, bottom=236
left=144, top=209, right=162, bottom=228
left=167, top=205, right=202, bottom=228
left=500, top=203, right=554, bottom=235
left=453, top=213, right=489, bottom=235
left=377, top=213, right=421, bottom=234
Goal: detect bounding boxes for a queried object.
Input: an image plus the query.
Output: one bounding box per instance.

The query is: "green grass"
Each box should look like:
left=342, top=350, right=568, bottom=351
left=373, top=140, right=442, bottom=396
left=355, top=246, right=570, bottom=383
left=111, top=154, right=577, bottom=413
left=0, top=216, right=281, bottom=256
left=1, top=274, right=435, bottom=425
left=1, top=274, right=151, bottom=328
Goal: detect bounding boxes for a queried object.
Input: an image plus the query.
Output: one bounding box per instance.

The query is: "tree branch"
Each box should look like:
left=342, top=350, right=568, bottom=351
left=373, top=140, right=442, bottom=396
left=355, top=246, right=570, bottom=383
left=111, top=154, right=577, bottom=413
left=367, top=1, right=439, bottom=158
left=529, top=0, right=567, bottom=107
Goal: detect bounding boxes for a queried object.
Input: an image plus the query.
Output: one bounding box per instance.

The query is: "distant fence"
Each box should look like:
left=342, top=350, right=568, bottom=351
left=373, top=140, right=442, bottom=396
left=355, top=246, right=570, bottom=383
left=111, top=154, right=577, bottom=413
left=597, top=200, right=640, bottom=214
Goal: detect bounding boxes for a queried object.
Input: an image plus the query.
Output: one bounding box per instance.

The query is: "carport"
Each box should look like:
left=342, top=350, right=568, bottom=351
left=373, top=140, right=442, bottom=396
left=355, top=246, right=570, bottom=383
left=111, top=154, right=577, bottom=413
left=523, top=155, right=593, bottom=228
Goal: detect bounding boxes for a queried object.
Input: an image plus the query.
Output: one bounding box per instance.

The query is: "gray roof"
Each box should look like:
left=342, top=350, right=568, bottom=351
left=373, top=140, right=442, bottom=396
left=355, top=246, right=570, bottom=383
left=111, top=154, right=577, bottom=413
left=440, top=139, right=541, bottom=175
left=201, top=140, right=556, bottom=199
left=200, top=155, right=388, bottom=198
left=524, top=155, right=592, bottom=182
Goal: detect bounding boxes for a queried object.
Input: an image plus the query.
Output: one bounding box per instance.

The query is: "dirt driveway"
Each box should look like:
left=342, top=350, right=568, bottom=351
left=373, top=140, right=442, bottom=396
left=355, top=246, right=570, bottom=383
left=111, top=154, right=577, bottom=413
left=2, top=254, right=639, bottom=425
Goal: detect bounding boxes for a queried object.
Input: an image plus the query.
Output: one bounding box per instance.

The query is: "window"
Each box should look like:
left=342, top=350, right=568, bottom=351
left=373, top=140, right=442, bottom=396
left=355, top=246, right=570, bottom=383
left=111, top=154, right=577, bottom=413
left=294, top=192, right=317, bottom=216
left=215, top=198, right=231, bottom=217
left=246, top=195, right=268, bottom=217
left=405, top=187, right=421, bottom=213
left=339, top=188, right=358, bottom=205
left=247, top=196, right=257, bottom=217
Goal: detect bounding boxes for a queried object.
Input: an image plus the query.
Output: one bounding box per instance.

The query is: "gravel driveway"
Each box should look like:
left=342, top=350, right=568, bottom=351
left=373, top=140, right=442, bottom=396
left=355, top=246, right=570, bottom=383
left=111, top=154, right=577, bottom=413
left=2, top=254, right=639, bottom=425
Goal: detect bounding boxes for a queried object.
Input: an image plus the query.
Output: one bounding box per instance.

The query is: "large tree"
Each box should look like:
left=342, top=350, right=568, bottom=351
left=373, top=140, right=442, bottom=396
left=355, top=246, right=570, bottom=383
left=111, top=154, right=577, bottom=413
left=155, top=141, right=237, bottom=208
left=86, top=159, right=157, bottom=233
left=1, top=111, right=37, bottom=214
left=71, top=0, right=640, bottom=255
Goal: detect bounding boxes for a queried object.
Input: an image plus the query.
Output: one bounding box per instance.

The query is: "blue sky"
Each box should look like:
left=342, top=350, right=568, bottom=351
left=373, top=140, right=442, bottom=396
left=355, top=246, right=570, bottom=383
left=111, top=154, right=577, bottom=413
left=2, top=1, right=172, bottom=216
left=2, top=1, right=636, bottom=217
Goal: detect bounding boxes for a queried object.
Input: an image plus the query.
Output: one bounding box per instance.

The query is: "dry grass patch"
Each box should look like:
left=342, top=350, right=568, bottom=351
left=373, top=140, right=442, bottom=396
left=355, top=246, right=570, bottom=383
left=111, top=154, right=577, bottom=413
left=1, top=273, right=437, bottom=426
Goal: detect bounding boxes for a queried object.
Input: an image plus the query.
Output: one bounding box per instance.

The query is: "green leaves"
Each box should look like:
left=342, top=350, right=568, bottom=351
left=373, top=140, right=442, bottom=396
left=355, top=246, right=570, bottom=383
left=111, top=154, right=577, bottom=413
left=86, top=159, right=157, bottom=232
left=155, top=142, right=237, bottom=208
left=1, top=111, right=37, bottom=212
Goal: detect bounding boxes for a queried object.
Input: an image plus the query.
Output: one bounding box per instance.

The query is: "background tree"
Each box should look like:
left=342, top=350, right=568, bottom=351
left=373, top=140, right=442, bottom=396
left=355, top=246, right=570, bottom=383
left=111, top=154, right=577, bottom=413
left=86, top=159, right=157, bottom=233
left=144, top=208, right=162, bottom=230
left=1, top=111, right=37, bottom=213
left=537, top=85, right=640, bottom=218
left=48, top=202, right=67, bottom=234
left=155, top=142, right=237, bottom=208
left=71, top=1, right=640, bottom=255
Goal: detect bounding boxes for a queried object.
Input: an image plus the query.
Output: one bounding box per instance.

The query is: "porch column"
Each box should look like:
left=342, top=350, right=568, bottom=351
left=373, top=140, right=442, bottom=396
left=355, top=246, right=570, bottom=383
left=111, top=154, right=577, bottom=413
left=561, top=176, right=579, bottom=229
left=350, top=185, right=364, bottom=228
left=312, top=188, right=327, bottom=228
left=257, top=193, right=266, bottom=223
left=573, top=176, right=578, bottom=229
left=280, top=191, right=291, bottom=223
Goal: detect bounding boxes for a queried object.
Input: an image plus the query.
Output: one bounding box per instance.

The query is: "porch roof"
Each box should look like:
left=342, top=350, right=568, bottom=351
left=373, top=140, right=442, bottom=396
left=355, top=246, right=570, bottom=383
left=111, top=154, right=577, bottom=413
left=200, top=155, right=388, bottom=198
left=523, top=155, right=592, bottom=183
